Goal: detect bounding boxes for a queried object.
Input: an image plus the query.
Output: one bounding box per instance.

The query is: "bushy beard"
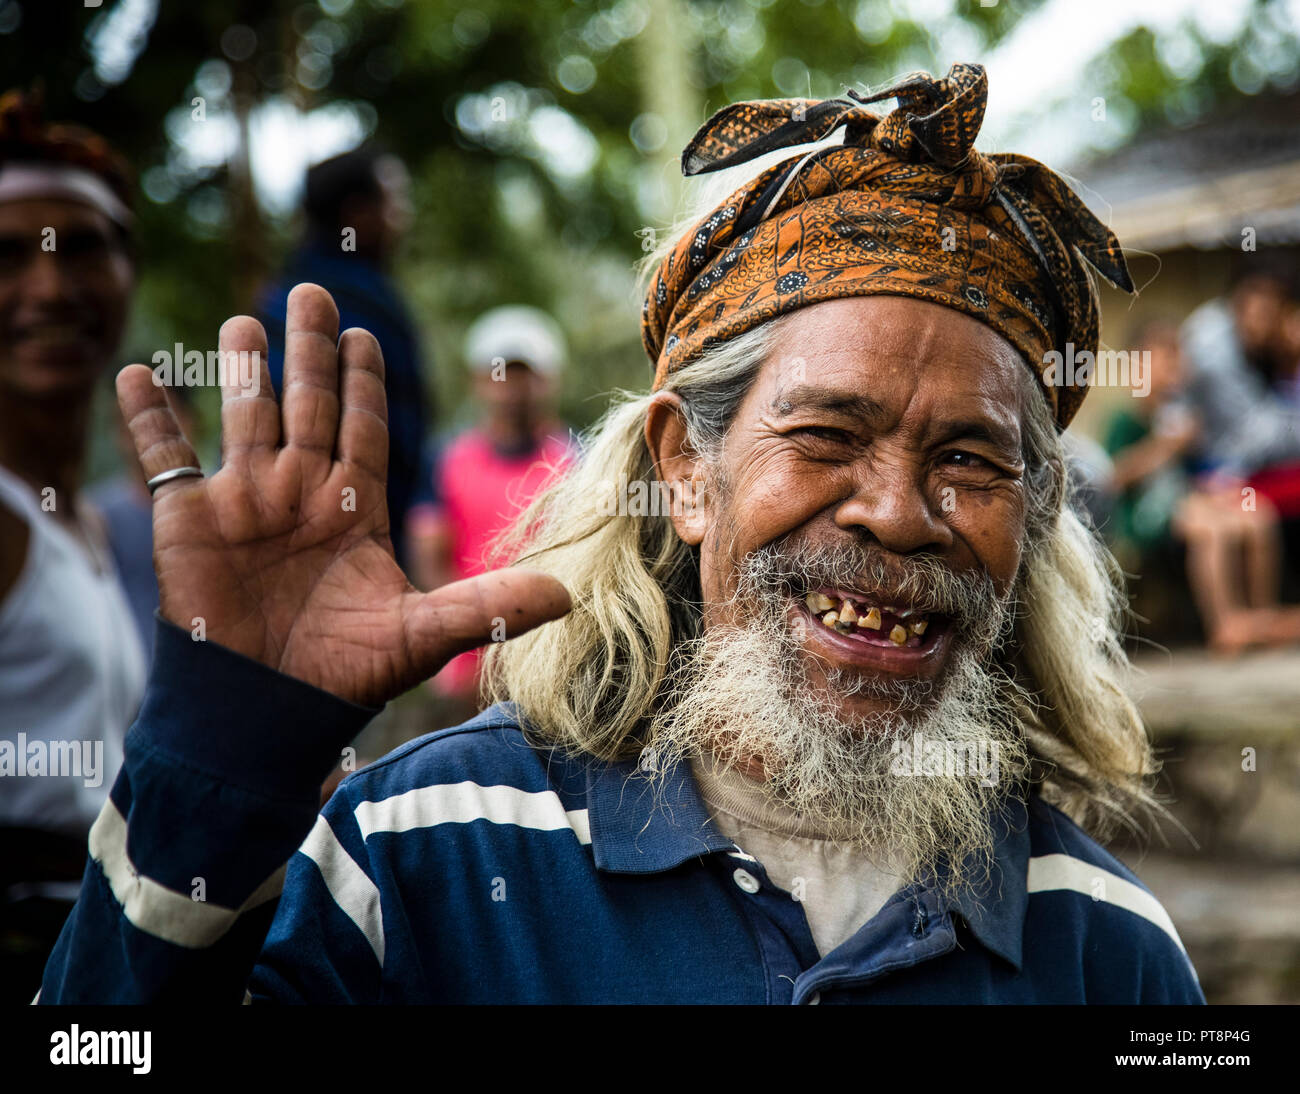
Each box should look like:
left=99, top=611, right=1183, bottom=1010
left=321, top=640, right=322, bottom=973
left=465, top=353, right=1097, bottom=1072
left=644, top=536, right=1031, bottom=903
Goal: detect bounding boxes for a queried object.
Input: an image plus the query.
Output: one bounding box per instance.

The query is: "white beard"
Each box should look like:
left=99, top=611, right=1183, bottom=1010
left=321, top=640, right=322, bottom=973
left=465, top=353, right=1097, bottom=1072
left=644, top=542, right=1030, bottom=902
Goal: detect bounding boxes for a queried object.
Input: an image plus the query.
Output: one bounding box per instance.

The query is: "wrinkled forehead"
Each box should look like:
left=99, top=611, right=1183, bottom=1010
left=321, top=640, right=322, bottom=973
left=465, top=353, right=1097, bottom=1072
left=754, top=296, right=1030, bottom=426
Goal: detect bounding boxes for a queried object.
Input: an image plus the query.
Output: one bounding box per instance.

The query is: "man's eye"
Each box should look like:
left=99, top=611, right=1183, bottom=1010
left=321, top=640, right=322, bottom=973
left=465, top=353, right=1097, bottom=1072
left=942, top=450, right=990, bottom=469
left=791, top=426, right=853, bottom=443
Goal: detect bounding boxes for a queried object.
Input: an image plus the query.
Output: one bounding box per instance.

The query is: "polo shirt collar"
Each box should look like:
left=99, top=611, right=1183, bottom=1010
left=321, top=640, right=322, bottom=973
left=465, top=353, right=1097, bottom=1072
left=585, top=747, right=1030, bottom=971
left=585, top=752, right=735, bottom=872
left=942, top=794, right=1030, bottom=971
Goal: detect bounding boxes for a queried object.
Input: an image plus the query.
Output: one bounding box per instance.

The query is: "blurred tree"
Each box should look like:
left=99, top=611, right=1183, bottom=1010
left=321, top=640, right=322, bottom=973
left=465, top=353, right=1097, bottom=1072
left=1096, top=1, right=1299, bottom=137
left=5, top=0, right=1288, bottom=446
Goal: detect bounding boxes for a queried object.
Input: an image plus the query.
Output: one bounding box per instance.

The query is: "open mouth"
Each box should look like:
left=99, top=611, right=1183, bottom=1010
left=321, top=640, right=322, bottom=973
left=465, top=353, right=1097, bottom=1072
left=798, top=588, right=952, bottom=653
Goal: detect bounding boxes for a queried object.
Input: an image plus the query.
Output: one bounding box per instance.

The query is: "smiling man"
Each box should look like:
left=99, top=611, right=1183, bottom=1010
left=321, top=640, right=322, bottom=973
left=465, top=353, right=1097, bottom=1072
left=40, top=64, right=1203, bottom=1004
left=0, top=90, right=145, bottom=1000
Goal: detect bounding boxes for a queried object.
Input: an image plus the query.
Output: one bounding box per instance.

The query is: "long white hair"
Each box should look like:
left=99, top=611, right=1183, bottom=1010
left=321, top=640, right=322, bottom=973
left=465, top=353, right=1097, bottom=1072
left=482, top=131, right=1160, bottom=842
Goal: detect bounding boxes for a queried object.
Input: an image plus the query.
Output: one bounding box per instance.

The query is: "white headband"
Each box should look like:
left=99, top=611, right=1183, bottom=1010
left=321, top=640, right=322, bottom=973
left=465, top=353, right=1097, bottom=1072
left=0, top=162, right=132, bottom=229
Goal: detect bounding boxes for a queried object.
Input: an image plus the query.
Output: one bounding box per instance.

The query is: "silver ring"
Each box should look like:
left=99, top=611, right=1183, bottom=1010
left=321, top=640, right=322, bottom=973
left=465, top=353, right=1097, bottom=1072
left=145, top=466, right=204, bottom=494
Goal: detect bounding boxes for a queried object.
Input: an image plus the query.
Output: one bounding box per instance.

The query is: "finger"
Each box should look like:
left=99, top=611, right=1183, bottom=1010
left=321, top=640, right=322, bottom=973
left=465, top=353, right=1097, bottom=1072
left=337, top=327, right=388, bottom=478
left=281, top=283, right=341, bottom=455
left=407, top=569, right=573, bottom=670
left=116, top=365, right=202, bottom=498
left=217, top=314, right=277, bottom=468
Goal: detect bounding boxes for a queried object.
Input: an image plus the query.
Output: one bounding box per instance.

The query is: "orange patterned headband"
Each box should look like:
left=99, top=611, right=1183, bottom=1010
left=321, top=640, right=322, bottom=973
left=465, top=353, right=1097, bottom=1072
left=641, top=63, right=1133, bottom=428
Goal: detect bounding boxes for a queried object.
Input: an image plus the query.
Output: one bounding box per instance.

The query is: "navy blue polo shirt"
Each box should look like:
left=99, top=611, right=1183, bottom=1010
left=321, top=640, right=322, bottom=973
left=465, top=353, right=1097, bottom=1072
left=39, top=618, right=1204, bottom=1004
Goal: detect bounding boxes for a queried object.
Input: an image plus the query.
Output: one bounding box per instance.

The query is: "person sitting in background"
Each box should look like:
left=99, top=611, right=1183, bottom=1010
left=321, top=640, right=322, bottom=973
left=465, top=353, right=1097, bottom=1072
left=1243, top=298, right=1300, bottom=525
left=1174, top=275, right=1300, bottom=654
left=408, top=305, right=574, bottom=709
left=1101, top=320, right=1198, bottom=570
left=257, top=146, right=431, bottom=571
left=1275, top=301, right=1300, bottom=410
left=1179, top=270, right=1300, bottom=477
left=0, top=89, right=145, bottom=999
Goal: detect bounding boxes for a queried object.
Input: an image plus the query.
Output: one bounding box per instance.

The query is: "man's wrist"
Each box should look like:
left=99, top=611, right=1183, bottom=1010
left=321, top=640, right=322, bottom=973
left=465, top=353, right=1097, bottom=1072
left=129, top=612, right=382, bottom=802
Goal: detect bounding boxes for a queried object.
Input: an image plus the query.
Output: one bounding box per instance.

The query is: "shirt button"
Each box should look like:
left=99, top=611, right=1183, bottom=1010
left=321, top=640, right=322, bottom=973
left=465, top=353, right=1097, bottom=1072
left=732, top=868, right=760, bottom=894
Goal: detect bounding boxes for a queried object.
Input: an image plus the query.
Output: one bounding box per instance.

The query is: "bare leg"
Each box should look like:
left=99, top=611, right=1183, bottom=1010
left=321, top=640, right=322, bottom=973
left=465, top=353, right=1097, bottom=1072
left=1238, top=502, right=1282, bottom=609
left=1264, top=605, right=1300, bottom=645
left=1176, top=494, right=1242, bottom=645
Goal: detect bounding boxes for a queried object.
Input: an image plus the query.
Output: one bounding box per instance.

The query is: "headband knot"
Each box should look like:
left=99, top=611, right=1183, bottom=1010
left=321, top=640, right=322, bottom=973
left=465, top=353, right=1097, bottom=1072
left=647, top=62, right=1133, bottom=427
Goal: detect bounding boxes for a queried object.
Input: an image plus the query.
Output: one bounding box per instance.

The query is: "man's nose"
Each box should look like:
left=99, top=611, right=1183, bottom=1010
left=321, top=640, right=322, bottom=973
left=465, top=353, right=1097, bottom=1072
left=21, top=249, right=79, bottom=306
left=832, top=450, right=952, bottom=555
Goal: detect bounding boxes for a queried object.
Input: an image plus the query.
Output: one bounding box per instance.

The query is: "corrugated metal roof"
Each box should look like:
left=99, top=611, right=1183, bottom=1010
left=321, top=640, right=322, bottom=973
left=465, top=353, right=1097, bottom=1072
left=1068, top=90, right=1300, bottom=250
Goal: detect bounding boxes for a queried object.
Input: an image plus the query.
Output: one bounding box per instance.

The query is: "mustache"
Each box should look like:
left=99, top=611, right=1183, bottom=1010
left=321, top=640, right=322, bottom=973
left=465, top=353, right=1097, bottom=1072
left=733, top=536, right=1011, bottom=644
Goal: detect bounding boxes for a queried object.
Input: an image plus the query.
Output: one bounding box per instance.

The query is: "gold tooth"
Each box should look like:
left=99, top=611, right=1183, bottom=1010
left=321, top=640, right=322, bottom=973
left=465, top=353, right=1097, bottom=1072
left=838, top=600, right=858, bottom=625
left=859, top=607, right=882, bottom=630
left=909, top=618, right=928, bottom=636
left=889, top=624, right=908, bottom=646
left=806, top=592, right=835, bottom=613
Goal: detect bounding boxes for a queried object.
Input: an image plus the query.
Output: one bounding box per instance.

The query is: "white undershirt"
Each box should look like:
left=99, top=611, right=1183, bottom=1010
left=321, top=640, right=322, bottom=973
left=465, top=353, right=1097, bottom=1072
left=0, top=466, right=145, bottom=852
left=690, top=753, right=905, bottom=959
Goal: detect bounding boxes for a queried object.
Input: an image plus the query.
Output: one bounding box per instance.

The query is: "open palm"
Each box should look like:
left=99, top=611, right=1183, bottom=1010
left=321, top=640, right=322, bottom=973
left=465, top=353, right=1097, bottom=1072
left=116, top=283, right=570, bottom=708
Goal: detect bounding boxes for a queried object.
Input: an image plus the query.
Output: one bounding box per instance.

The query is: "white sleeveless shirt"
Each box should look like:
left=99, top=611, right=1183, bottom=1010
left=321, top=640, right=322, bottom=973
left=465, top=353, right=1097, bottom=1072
left=0, top=465, right=146, bottom=846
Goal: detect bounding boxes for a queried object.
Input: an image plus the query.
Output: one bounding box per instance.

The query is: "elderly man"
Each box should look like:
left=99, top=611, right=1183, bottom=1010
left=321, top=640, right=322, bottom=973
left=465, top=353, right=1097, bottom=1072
left=40, top=65, right=1202, bottom=1004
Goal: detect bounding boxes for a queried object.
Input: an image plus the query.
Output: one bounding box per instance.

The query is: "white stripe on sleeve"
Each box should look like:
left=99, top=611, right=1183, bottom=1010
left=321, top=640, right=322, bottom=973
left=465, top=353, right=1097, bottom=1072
left=298, top=814, right=386, bottom=966
left=89, top=799, right=284, bottom=949
left=1027, top=853, right=1189, bottom=956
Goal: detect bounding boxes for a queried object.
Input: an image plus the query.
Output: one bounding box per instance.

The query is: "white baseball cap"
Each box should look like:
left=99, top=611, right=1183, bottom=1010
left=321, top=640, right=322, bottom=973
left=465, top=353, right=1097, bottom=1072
left=464, top=305, right=566, bottom=377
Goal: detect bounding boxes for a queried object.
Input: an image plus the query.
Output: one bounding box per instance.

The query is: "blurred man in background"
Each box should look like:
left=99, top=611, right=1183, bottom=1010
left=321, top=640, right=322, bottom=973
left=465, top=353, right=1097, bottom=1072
left=258, top=146, right=431, bottom=571
left=0, top=89, right=145, bottom=999
left=1176, top=270, right=1300, bottom=652
left=1275, top=301, right=1300, bottom=411
left=1179, top=269, right=1300, bottom=477
left=408, top=305, right=573, bottom=708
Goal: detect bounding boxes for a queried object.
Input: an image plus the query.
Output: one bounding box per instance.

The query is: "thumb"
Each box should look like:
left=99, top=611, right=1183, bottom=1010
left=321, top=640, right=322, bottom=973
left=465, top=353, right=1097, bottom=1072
left=404, top=568, right=573, bottom=674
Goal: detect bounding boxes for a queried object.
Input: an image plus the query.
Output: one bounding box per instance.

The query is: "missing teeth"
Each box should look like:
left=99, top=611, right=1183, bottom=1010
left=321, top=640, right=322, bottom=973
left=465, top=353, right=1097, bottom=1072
left=803, top=589, right=932, bottom=643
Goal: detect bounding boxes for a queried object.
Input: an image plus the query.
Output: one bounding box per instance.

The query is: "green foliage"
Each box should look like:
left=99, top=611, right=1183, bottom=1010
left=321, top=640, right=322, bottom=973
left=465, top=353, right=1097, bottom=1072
left=3, top=0, right=1288, bottom=450
left=1097, top=0, right=1300, bottom=136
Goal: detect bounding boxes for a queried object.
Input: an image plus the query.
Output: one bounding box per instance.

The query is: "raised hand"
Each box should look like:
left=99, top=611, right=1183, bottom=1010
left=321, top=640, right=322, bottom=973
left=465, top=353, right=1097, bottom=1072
left=115, top=283, right=570, bottom=708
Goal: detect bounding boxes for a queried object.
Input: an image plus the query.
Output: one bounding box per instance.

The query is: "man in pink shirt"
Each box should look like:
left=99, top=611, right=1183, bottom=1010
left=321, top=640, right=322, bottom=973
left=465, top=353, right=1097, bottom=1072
left=408, top=306, right=573, bottom=704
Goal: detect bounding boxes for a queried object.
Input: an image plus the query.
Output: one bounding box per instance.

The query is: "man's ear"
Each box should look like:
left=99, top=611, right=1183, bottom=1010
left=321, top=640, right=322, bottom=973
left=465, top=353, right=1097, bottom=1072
left=645, top=391, right=711, bottom=547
